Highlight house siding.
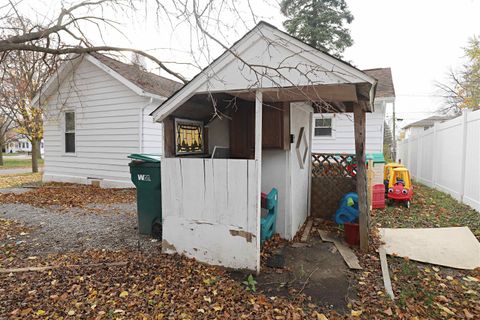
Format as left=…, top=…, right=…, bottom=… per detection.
left=43, top=58, right=153, bottom=188
left=312, top=103, right=386, bottom=154
left=142, top=104, right=164, bottom=155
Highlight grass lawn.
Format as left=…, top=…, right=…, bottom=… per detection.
left=0, top=157, right=44, bottom=169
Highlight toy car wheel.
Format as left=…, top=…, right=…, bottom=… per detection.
left=405, top=201, right=411, bottom=209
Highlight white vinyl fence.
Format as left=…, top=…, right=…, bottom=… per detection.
left=397, top=110, right=480, bottom=212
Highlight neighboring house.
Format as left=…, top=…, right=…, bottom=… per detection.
left=4, top=132, right=44, bottom=155
left=401, top=115, right=457, bottom=139
left=150, top=21, right=377, bottom=272
left=312, top=67, right=395, bottom=154
left=34, top=53, right=182, bottom=188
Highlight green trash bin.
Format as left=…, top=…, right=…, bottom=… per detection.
left=128, top=154, right=162, bottom=237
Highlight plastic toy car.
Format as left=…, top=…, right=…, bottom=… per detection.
left=384, top=162, right=404, bottom=192
left=387, top=167, right=413, bottom=208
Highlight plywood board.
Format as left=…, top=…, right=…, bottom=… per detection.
left=380, top=227, right=480, bottom=270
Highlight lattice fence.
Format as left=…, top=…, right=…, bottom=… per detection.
left=311, top=153, right=357, bottom=219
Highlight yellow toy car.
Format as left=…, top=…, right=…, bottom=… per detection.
left=387, top=167, right=413, bottom=208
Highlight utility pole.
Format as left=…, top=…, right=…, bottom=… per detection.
left=392, top=101, right=396, bottom=161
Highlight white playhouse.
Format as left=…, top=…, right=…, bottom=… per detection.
left=151, top=22, right=377, bottom=272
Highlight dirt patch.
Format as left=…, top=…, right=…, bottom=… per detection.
left=232, top=234, right=354, bottom=314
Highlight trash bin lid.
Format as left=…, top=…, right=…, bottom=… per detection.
left=366, top=153, right=385, bottom=164
left=128, top=154, right=161, bottom=163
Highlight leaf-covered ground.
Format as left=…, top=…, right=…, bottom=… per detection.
left=348, top=183, right=480, bottom=319
left=1, top=218, right=327, bottom=320
left=373, top=183, right=480, bottom=239
left=0, top=172, right=42, bottom=189
left=1, top=183, right=479, bottom=319
left=0, top=183, right=136, bottom=209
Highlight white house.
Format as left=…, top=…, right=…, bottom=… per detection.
left=150, top=21, right=377, bottom=272
left=312, top=68, right=395, bottom=154
left=35, top=53, right=182, bottom=188
left=401, top=115, right=457, bottom=140
left=4, top=132, right=45, bottom=155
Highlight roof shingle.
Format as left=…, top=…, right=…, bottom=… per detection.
left=90, top=53, right=183, bottom=98
left=363, top=68, right=395, bottom=98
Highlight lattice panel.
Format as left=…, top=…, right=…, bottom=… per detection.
left=310, top=153, right=357, bottom=219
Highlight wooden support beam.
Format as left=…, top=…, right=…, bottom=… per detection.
left=354, top=103, right=369, bottom=252
left=254, top=90, right=263, bottom=273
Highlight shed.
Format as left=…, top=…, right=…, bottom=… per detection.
left=151, top=22, right=377, bottom=272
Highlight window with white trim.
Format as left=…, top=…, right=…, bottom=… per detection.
left=65, top=111, right=75, bottom=153
left=314, top=117, right=333, bottom=137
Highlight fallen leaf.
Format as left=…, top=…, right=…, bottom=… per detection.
left=351, top=310, right=362, bottom=317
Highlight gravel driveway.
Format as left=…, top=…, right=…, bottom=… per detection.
left=0, top=202, right=160, bottom=256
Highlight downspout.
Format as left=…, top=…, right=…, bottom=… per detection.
left=139, top=97, right=154, bottom=153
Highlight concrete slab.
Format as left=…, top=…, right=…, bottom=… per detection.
left=380, top=227, right=480, bottom=270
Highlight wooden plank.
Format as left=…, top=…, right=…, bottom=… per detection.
left=318, top=230, right=362, bottom=270
left=379, top=246, right=395, bottom=300
left=213, top=159, right=228, bottom=224
left=228, top=160, right=249, bottom=228
left=354, top=103, right=369, bottom=252
left=246, top=160, right=258, bottom=233
left=300, top=219, right=313, bottom=242
left=181, top=159, right=205, bottom=221
left=203, top=159, right=215, bottom=222
left=162, top=159, right=181, bottom=217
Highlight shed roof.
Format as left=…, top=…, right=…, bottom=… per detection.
left=363, top=68, right=395, bottom=98
left=90, top=53, right=183, bottom=97
left=403, top=115, right=457, bottom=129
left=151, top=21, right=377, bottom=121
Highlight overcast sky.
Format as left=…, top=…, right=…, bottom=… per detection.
left=20, top=0, right=480, bottom=127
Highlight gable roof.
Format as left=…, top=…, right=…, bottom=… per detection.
left=90, top=53, right=183, bottom=97
left=363, top=68, right=395, bottom=98
left=32, top=53, right=183, bottom=106
left=403, top=115, right=457, bottom=129
left=151, top=21, right=377, bottom=121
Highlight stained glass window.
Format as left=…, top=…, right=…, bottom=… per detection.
left=175, top=119, right=204, bottom=155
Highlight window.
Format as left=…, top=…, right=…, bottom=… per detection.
left=65, top=111, right=75, bottom=153
left=175, top=118, right=204, bottom=155
left=314, top=117, right=333, bottom=137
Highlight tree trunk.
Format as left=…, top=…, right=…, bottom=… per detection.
left=35, top=140, right=42, bottom=160
left=31, top=138, right=39, bottom=173
left=0, top=135, right=4, bottom=166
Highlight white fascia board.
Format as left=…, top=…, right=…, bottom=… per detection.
left=85, top=55, right=165, bottom=101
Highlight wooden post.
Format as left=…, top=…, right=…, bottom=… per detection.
left=354, top=103, right=369, bottom=252
left=254, top=90, right=263, bottom=273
